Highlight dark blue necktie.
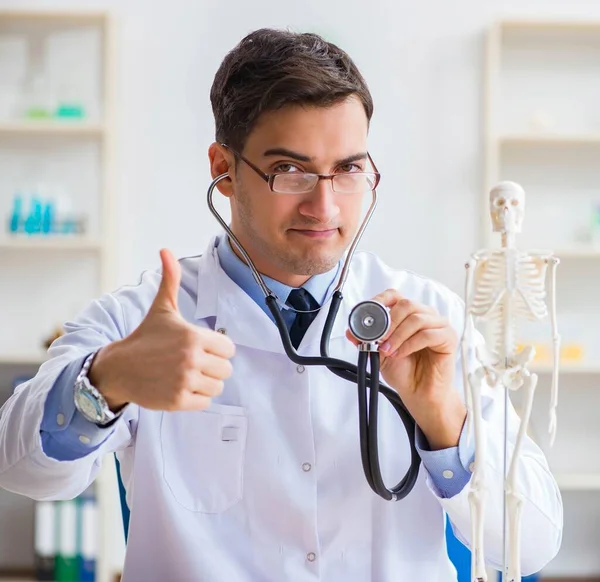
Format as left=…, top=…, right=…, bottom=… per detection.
left=287, top=288, right=320, bottom=349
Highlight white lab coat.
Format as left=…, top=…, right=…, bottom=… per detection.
left=0, top=236, right=562, bottom=581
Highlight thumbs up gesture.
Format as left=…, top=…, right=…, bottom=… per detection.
left=88, top=249, right=236, bottom=412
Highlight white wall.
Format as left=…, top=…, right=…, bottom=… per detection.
left=4, top=0, right=600, bottom=294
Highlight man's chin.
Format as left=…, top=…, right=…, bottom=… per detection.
left=287, top=252, right=341, bottom=277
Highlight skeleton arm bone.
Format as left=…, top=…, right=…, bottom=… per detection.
left=525, top=252, right=561, bottom=444
left=461, top=257, right=478, bottom=445
left=547, top=256, right=561, bottom=446
left=468, top=367, right=489, bottom=582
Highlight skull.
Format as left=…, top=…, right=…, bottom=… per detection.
left=489, top=181, right=525, bottom=234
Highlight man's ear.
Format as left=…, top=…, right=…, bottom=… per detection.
left=208, top=142, right=235, bottom=198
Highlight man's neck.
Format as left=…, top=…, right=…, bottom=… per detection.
left=226, top=235, right=310, bottom=288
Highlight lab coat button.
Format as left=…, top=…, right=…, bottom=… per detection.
left=79, top=435, right=91, bottom=444
left=442, top=470, right=454, bottom=479
left=469, top=462, right=475, bottom=472
left=56, top=413, right=65, bottom=426
left=306, top=552, right=316, bottom=562
left=302, top=462, right=312, bottom=472
left=296, top=364, right=305, bottom=373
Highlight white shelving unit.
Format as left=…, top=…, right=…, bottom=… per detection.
left=0, top=120, right=105, bottom=136
left=0, top=236, right=104, bottom=251
left=484, top=19, right=600, bottom=579
left=0, top=10, right=122, bottom=582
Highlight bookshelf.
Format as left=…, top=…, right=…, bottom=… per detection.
left=484, top=18, right=600, bottom=579
left=0, top=10, right=123, bottom=582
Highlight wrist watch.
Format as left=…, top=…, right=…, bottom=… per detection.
left=74, top=351, right=123, bottom=426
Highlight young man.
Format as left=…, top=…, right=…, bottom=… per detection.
left=0, top=28, right=561, bottom=581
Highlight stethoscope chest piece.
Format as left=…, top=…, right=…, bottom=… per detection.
left=348, top=300, right=390, bottom=350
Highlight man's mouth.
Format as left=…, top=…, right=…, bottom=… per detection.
left=289, top=228, right=338, bottom=238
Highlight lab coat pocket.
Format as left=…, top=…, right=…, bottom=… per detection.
left=160, top=403, right=248, bottom=513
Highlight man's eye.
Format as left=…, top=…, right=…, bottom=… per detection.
left=273, top=163, right=301, bottom=173
left=339, top=163, right=362, bottom=173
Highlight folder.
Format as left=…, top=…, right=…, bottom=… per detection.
left=55, top=500, right=78, bottom=581
left=34, top=500, right=55, bottom=580
left=78, top=488, right=97, bottom=581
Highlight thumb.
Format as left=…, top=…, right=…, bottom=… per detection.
left=150, top=248, right=182, bottom=314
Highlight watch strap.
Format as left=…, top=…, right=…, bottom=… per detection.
left=75, top=350, right=123, bottom=426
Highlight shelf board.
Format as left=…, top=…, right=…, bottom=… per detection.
left=499, top=133, right=600, bottom=145
left=554, top=473, right=600, bottom=491
left=0, top=237, right=103, bottom=252
left=476, top=245, right=600, bottom=259
left=530, top=363, right=600, bottom=374
left=0, top=353, right=46, bottom=366
left=0, top=120, right=105, bottom=136
left=0, top=9, right=108, bottom=23
left=499, top=18, right=600, bottom=31
left=555, top=247, right=600, bottom=258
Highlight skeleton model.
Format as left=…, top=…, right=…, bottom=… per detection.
left=460, top=181, right=560, bottom=582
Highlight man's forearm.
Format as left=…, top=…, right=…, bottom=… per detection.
left=414, top=388, right=467, bottom=451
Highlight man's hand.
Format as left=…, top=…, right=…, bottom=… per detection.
left=346, top=289, right=466, bottom=450
left=89, top=249, right=236, bottom=413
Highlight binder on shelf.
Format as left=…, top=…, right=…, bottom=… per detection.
left=55, top=499, right=79, bottom=581
left=34, top=500, right=56, bottom=581
left=33, top=487, right=99, bottom=581
left=78, top=486, right=98, bottom=581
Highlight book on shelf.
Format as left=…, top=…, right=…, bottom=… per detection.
left=34, top=484, right=98, bottom=581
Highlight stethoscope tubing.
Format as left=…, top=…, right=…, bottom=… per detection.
left=267, top=293, right=420, bottom=501
left=207, top=172, right=422, bottom=501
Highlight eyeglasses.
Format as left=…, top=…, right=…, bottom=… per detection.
left=221, top=143, right=380, bottom=195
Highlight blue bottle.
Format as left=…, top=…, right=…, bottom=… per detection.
left=24, top=197, right=43, bottom=235
left=9, top=194, right=22, bottom=233
left=42, top=200, right=54, bottom=234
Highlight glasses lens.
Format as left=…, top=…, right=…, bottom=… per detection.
left=332, top=173, right=378, bottom=194
left=272, top=173, right=318, bottom=194
left=271, top=172, right=378, bottom=194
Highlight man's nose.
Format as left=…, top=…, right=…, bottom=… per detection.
left=299, top=178, right=340, bottom=223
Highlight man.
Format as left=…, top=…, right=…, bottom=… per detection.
left=0, top=28, right=562, bottom=581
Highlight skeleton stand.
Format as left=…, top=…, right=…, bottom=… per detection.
left=460, top=181, right=560, bottom=582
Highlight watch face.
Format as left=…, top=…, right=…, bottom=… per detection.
left=75, top=388, right=102, bottom=422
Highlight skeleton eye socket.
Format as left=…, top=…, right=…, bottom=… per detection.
left=495, top=198, right=506, bottom=206
left=511, top=199, right=519, bottom=206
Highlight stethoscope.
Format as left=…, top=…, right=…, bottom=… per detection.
left=207, top=173, right=421, bottom=501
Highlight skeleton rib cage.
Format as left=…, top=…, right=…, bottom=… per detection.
left=470, top=249, right=550, bottom=364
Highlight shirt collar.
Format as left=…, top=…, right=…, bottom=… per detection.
left=215, top=232, right=340, bottom=318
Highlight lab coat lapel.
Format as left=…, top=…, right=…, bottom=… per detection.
left=294, top=289, right=352, bottom=354
left=193, top=236, right=354, bottom=354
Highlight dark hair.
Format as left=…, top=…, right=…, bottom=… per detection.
left=210, top=28, right=374, bottom=152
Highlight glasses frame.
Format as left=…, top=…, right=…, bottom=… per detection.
left=221, top=143, right=381, bottom=194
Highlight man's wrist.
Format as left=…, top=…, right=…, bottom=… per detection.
left=88, top=342, right=129, bottom=413
left=415, top=389, right=467, bottom=451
